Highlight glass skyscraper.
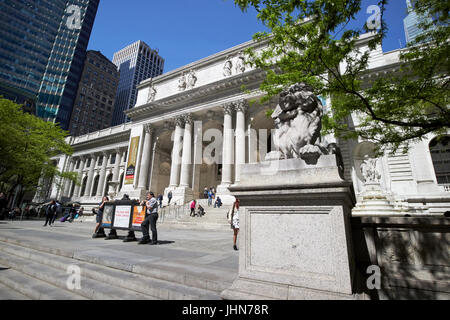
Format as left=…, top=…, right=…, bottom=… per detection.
left=112, top=40, right=164, bottom=126
left=403, top=0, right=435, bottom=45
left=0, top=0, right=100, bottom=130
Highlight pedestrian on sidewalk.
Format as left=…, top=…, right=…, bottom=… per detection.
left=139, top=192, right=158, bottom=245
left=227, top=198, right=240, bottom=251
left=68, top=204, right=77, bottom=222
left=51, top=201, right=62, bottom=224
left=168, top=191, right=172, bottom=204
left=93, top=196, right=108, bottom=237
left=190, top=199, right=196, bottom=217
left=43, top=200, right=56, bottom=227
left=158, top=194, right=163, bottom=208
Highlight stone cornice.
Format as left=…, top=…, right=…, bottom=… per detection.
left=127, top=69, right=266, bottom=121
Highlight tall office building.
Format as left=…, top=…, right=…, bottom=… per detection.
left=0, top=0, right=100, bottom=130
left=403, top=0, right=435, bottom=45
left=68, top=50, right=119, bottom=136
left=111, top=40, right=164, bottom=126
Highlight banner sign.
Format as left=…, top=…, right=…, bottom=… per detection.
left=131, top=205, right=146, bottom=230
left=101, top=204, right=114, bottom=228
left=113, top=205, right=132, bottom=229
left=125, top=136, right=140, bottom=185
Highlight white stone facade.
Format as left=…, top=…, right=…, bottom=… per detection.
left=38, top=34, right=450, bottom=215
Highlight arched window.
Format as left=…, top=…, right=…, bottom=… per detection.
left=104, top=173, right=113, bottom=197
left=91, top=175, right=100, bottom=197
left=80, top=176, right=88, bottom=197
left=429, top=136, right=450, bottom=184
left=119, top=172, right=124, bottom=192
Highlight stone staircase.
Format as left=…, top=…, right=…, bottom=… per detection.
left=0, top=229, right=235, bottom=300
left=159, top=199, right=231, bottom=231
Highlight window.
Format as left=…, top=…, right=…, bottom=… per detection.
left=430, top=136, right=450, bottom=185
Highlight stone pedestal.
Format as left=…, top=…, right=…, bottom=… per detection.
left=352, top=182, right=406, bottom=216
left=221, top=155, right=359, bottom=300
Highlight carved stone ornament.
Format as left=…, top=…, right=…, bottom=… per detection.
left=143, top=123, right=153, bottom=135
left=183, top=113, right=193, bottom=125
left=223, top=56, right=233, bottom=77
left=147, top=82, right=157, bottom=103
left=175, top=115, right=185, bottom=128
left=235, top=99, right=248, bottom=113
left=186, top=69, right=197, bottom=90
left=360, top=157, right=381, bottom=184
left=235, top=52, right=246, bottom=74
left=178, top=72, right=187, bottom=91
left=268, top=83, right=340, bottom=164
left=223, top=103, right=235, bottom=115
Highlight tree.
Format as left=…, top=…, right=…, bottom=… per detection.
left=0, top=97, right=76, bottom=206
left=234, top=0, right=449, bottom=152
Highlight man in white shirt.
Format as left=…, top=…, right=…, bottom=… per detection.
left=139, top=192, right=158, bottom=245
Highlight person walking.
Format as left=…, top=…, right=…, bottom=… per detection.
left=43, top=200, right=56, bottom=227
left=139, top=192, right=158, bottom=245
left=68, top=204, right=77, bottom=223
left=203, top=187, right=208, bottom=199
left=51, top=201, right=62, bottom=224
left=227, top=198, right=240, bottom=251
left=207, top=189, right=213, bottom=207
left=167, top=191, right=172, bottom=205
left=190, top=199, right=196, bottom=217
left=93, top=196, right=108, bottom=237
left=158, top=194, right=163, bottom=208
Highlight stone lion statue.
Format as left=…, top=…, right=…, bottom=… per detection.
left=268, top=83, right=342, bottom=166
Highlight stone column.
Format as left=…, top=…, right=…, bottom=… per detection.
left=112, top=148, right=123, bottom=182
left=85, top=154, right=98, bottom=198
left=63, top=158, right=76, bottom=197
left=74, top=156, right=86, bottom=197
left=248, top=121, right=258, bottom=163
left=235, top=100, right=247, bottom=182
left=138, top=124, right=153, bottom=190
left=169, top=116, right=184, bottom=187
left=179, top=114, right=193, bottom=187
left=97, top=151, right=110, bottom=197
left=221, top=103, right=234, bottom=185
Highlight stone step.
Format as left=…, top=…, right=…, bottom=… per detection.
left=0, top=239, right=229, bottom=299
left=160, top=220, right=231, bottom=231
left=0, top=264, right=87, bottom=300
left=0, top=244, right=220, bottom=300
left=0, top=276, right=31, bottom=300
left=0, top=250, right=156, bottom=300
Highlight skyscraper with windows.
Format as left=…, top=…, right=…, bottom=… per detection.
left=36, top=0, right=100, bottom=130
left=68, top=50, right=119, bottom=136
left=0, top=0, right=100, bottom=130
left=111, top=40, right=164, bottom=126
left=403, top=0, right=435, bottom=45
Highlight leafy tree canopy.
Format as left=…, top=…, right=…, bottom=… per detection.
left=0, top=97, right=75, bottom=202
left=234, top=0, right=449, bottom=152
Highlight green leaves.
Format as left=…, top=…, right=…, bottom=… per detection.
left=0, top=97, right=74, bottom=195
left=234, top=0, right=449, bottom=152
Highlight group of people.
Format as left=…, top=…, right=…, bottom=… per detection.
left=203, top=187, right=222, bottom=208
left=93, top=192, right=159, bottom=245
left=43, top=201, right=84, bottom=227
left=189, top=200, right=205, bottom=217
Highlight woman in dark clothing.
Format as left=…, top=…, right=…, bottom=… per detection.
left=93, top=196, right=108, bottom=237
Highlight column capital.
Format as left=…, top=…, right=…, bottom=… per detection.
left=183, top=113, right=193, bottom=125
left=223, top=103, right=235, bottom=115
left=143, top=123, right=154, bottom=134
left=175, top=115, right=185, bottom=128
left=235, top=99, right=248, bottom=113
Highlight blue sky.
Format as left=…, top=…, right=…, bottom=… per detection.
left=87, top=0, right=410, bottom=73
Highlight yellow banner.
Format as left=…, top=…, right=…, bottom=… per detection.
left=125, top=136, right=140, bottom=185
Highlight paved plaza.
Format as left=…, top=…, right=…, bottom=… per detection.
left=0, top=219, right=239, bottom=300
